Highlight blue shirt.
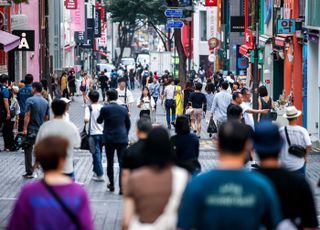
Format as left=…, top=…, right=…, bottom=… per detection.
left=17, top=85, right=33, bottom=115
left=177, top=170, right=282, bottom=230
left=148, top=82, right=160, bottom=98
left=25, top=95, right=49, bottom=132
left=0, top=84, right=10, bottom=113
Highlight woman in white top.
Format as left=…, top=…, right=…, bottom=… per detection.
left=84, top=91, right=104, bottom=182
left=137, top=87, right=155, bottom=119
left=80, top=73, right=91, bottom=106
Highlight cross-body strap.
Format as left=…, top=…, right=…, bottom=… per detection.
left=284, top=126, right=292, bottom=146
left=42, top=180, right=81, bottom=230
left=124, top=85, right=128, bottom=105
left=88, top=105, right=92, bottom=135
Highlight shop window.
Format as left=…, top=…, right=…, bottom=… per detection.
left=306, top=0, right=320, bottom=27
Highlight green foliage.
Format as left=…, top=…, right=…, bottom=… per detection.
left=11, top=0, right=29, bottom=4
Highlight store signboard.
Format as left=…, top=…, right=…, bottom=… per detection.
left=70, top=0, right=85, bottom=32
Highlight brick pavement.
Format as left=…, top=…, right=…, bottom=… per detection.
left=0, top=89, right=319, bottom=229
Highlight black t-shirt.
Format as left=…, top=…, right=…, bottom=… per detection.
left=189, top=92, right=207, bottom=109
left=98, top=75, right=109, bottom=88
left=67, top=75, right=76, bottom=88
left=257, top=167, right=318, bottom=229
left=122, top=140, right=145, bottom=170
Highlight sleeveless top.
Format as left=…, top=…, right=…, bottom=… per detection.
left=260, top=97, right=272, bottom=120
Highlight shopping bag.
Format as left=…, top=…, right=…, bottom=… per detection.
left=207, top=117, right=217, bottom=134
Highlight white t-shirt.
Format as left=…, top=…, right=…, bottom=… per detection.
left=241, top=102, right=254, bottom=130
left=116, top=88, right=134, bottom=105
left=279, top=125, right=311, bottom=171
left=137, top=96, right=155, bottom=111
left=36, top=119, right=81, bottom=174
left=84, top=104, right=103, bottom=135
left=164, top=85, right=176, bottom=100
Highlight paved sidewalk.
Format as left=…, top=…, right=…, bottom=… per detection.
left=0, top=89, right=319, bottom=229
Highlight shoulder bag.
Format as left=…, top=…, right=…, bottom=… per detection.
left=42, top=179, right=81, bottom=230
left=80, top=105, right=93, bottom=150
left=284, top=126, right=306, bottom=158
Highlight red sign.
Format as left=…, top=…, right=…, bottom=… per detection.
left=205, top=0, right=217, bottom=6
left=65, top=0, right=78, bottom=10
left=244, top=29, right=254, bottom=49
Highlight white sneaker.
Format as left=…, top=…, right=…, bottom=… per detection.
left=92, top=175, right=105, bottom=182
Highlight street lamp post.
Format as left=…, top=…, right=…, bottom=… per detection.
left=252, top=0, right=260, bottom=115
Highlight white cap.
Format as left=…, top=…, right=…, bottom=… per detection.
left=60, top=97, right=71, bottom=104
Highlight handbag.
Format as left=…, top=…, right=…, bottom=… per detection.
left=80, top=105, right=92, bottom=150
left=270, top=110, right=278, bottom=121
left=284, top=127, right=306, bottom=158
left=42, top=180, right=81, bottom=230
left=207, top=116, right=217, bottom=134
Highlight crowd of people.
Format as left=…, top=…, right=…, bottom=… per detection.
left=0, top=67, right=319, bottom=230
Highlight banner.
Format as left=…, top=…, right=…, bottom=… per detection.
left=94, top=9, right=101, bottom=37
left=70, top=0, right=85, bottom=32
left=207, top=7, right=218, bottom=40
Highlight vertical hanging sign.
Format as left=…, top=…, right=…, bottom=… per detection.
left=70, top=0, right=85, bottom=32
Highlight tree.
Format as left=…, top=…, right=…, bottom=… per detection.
left=107, top=0, right=143, bottom=65
left=166, top=0, right=187, bottom=86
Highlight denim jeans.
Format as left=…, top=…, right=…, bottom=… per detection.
left=165, top=99, right=176, bottom=126
left=293, top=163, right=306, bottom=176
left=91, top=135, right=104, bottom=177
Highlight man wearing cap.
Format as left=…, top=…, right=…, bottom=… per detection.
left=279, top=106, right=312, bottom=175
left=254, top=122, right=318, bottom=229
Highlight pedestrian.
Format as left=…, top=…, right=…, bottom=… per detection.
left=171, top=115, right=200, bottom=174
left=40, top=79, right=51, bottom=102
left=188, top=82, right=207, bottom=137
left=123, top=128, right=188, bottom=230
left=17, top=74, right=33, bottom=132
left=60, top=97, right=71, bottom=121
left=210, top=81, right=232, bottom=128
left=129, top=69, right=135, bottom=90
left=36, top=99, right=81, bottom=180
left=7, top=136, right=94, bottom=230
left=198, top=66, right=205, bottom=83
left=67, top=69, right=76, bottom=100
left=153, top=71, right=159, bottom=81
left=97, top=89, right=131, bottom=194
left=258, top=85, right=273, bottom=121
left=227, top=104, right=243, bottom=121
left=110, top=69, right=119, bottom=89
left=148, top=77, right=160, bottom=111
left=122, top=118, right=153, bottom=189
left=98, top=70, right=109, bottom=102
left=59, top=72, right=69, bottom=99
left=204, top=82, right=215, bottom=123
left=279, top=106, right=312, bottom=175
left=116, top=77, right=134, bottom=115
left=193, top=74, right=202, bottom=84
left=177, top=121, right=282, bottom=230
left=174, top=79, right=184, bottom=116
left=137, top=86, right=155, bottom=119
left=183, top=81, right=194, bottom=113
left=232, top=81, right=240, bottom=93
left=22, top=82, right=49, bottom=178
left=80, top=73, right=90, bottom=106
left=84, top=91, right=104, bottom=182
left=5, top=86, right=20, bottom=151
left=240, top=87, right=269, bottom=129
left=141, top=67, right=149, bottom=89
left=0, top=74, right=13, bottom=151
left=164, top=78, right=177, bottom=129
left=254, top=122, right=318, bottom=229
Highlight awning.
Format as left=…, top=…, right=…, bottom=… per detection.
left=0, top=30, right=20, bottom=52
left=239, top=44, right=253, bottom=56
left=274, top=34, right=292, bottom=47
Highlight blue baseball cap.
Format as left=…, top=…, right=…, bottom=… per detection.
left=254, top=122, right=284, bottom=155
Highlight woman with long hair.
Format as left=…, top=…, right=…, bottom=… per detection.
left=183, top=81, right=194, bottom=113
left=174, top=79, right=183, bottom=116
left=59, top=72, right=69, bottom=99
left=258, top=85, right=273, bottom=121
left=80, top=73, right=91, bottom=106
left=123, top=128, right=188, bottom=230
left=137, top=86, right=155, bottom=119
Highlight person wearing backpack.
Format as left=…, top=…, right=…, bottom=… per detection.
left=110, top=69, right=119, bottom=89
left=141, top=67, right=149, bottom=89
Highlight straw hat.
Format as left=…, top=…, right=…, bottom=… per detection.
left=283, top=106, right=302, bottom=119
